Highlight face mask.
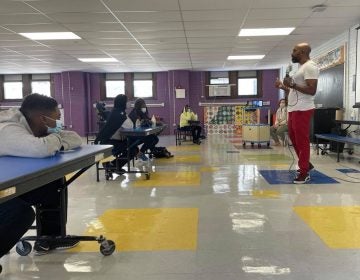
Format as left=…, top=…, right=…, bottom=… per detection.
left=141, top=108, right=146, bottom=113
left=44, top=116, right=63, bottom=134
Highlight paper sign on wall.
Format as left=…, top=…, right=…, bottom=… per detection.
left=175, top=88, right=185, bottom=99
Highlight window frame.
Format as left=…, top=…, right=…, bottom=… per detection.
left=105, top=80, right=126, bottom=99
left=0, top=74, right=54, bottom=102
left=132, top=72, right=156, bottom=100
left=237, top=70, right=262, bottom=98
left=31, top=80, right=52, bottom=97
left=100, top=72, right=157, bottom=101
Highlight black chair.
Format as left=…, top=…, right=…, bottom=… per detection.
left=175, top=125, right=193, bottom=146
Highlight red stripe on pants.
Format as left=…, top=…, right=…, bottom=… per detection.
left=288, top=109, right=314, bottom=175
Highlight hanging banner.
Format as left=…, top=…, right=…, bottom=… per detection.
left=313, top=45, right=345, bottom=71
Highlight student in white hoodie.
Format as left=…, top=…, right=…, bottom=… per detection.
left=0, top=93, right=82, bottom=257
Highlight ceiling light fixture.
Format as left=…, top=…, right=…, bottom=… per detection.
left=227, top=55, right=265, bottom=60
left=239, top=28, right=295, bottom=37
left=78, top=58, right=118, bottom=63
left=19, top=32, right=81, bottom=40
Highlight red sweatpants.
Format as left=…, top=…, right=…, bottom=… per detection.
left=288, top=109, right=314, bottom=175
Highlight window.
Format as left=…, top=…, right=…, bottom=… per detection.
left=210, top=71, right=229, bottom=85
left=31, top=81, right=51, bottom=96
left=105, top=73, right=125, bottom=98
left=238, top=71, right=258, bottom=96
left=3, top=75, right=23, bottom=99
left=4, top=82, right=23, bottom=99
left=31, top=74, right=51, bottom=96
left=133, top=73, right=153, bottom=98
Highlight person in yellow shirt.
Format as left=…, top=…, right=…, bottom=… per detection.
left=179, top=105, right=202, bottom=144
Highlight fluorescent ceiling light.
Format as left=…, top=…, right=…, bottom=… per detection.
left=78, top=58, right=119, bottom=63
left=239, top=28, right=295, bottom=36
left=19, top=32, right=81, bottom=40
left=227, top=55, right=265, bottom=60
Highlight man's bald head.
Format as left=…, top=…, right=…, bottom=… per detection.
left=291, top=42, right=312, bottom=64
left=296, top=43, right=311, bottom=56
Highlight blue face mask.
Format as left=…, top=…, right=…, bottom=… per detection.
left=44, top=116, right=63, bottom=134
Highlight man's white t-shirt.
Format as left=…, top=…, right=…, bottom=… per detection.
left=287, top=60, right=319, bottom=112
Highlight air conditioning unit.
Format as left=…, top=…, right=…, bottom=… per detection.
left=208, top=85, right=231, bottom=97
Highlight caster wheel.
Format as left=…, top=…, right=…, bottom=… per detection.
left=321, top=151, right=326, bottom=155
left=145, top=173, right=150, bottom=180
left=100, top=240, right=116, bottom=256
left=16, top=241, right=32, bottom=256
left=348, top=150, right=354, bottom=155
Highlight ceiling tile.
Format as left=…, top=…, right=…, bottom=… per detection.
left=115, top=11, right=182, bottom=22
left=49, top=12, right=115, bottom=23
left=28, top=0, right=109, bottom=13
left=104, top=0, right=180, bottom=11
left=125, top=22, right=184, bottom=32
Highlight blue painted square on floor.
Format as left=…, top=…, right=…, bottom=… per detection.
left=336, top=168, right=360, bottom=174
left=259, top=170, right=339, bottom=184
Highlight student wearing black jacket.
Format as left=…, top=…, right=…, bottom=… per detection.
left=95, top=94, right=137, bottom=169
left=128, top=98, right=159, bottom=161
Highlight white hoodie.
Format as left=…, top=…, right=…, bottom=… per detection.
left=0, top=108, right=82, bottom=158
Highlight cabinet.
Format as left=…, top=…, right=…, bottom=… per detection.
left=242, top=124, right=270, bottom=147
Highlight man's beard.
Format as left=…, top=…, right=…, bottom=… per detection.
left=292, top=56, right=299, bottom=63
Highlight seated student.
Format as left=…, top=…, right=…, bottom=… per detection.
left=95, top=94, right=137, bottom=169
left=179, top=105, right=202, bottom=145
left=0, top=93, right=82, bottom=256
left=270, top=98, right=288, bottom=146
left=128, top=98, right=159, bottom=161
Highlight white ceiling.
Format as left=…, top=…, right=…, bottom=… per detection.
left=0, top=0, right=359, bottom=73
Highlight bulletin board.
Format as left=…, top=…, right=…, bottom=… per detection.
left=204, top=105, right=256, bottom=135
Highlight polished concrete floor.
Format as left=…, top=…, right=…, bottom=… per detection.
left=2, top=135, right=360, bottom=280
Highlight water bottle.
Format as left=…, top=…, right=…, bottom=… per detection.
left=135, top=118, right=141, bottom=128
left=151, top=115, right=156, bottom=127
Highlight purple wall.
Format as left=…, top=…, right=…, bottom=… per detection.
left=0, top=69, right=280, bottom=136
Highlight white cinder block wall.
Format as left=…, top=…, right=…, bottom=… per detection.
left=312, top=24, right=360, bottom=153
left=312, top=25, right=359, bottom=119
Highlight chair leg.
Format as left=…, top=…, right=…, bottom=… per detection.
left=96, top=162, right=100, bottom=182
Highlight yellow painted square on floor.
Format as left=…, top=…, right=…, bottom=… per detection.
left=294, top=206, right=360, bottom=248
left=69, top=208, right=198, bottom=252
left=132, top=171, right=200, bottom=187
left=252, top=190, right=280, bottom=198
left=155, top=154, right=201, bottom=164
left=167, top=145, right=201, bottom=152
left=199, top=166, right=220, bottom=172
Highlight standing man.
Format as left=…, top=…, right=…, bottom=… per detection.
left=275, top=43, right=319, bottom=184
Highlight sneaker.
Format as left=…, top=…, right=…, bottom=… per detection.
left=34, top=241, right=51, bottom=255
left=50, top=238, right=80, bottom=250
left=138, top=152, right=149, bottom=161
left=293, top=173, right=310, bottom=184
left=297, top=162, right=314, bottom=174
